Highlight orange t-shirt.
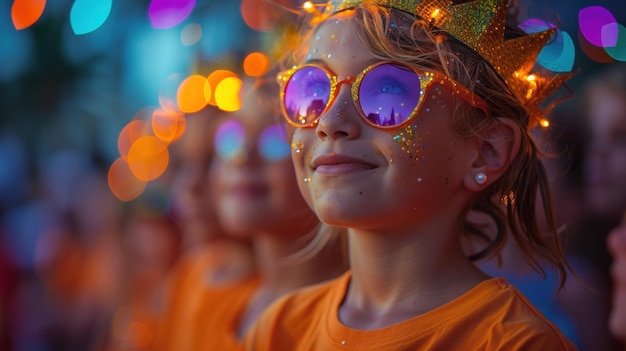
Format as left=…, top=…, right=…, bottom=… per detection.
left=244, top=271, right=578, bottom=350
left=152, top=248, right=260, bottom=351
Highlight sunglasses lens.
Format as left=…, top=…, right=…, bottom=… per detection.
left=359, top=64, right=423, bottom=127
left=283, top=66, right=331, bottom=126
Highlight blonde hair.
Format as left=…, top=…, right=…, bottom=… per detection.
left=289, top=5, right=571, bottom=288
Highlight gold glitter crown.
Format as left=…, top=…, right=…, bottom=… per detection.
left=316, top=0, right=573, bottom=126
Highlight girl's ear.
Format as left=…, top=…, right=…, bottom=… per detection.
left=463, top=117, right=521, bottom=192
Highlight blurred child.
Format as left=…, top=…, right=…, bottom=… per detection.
left=166, top=107, right=255, bottom=289
left=152, top=72, right=348, bottom=350
left=105, top=196, right=182, bottom=351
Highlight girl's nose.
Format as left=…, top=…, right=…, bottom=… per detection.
left=315, top=85, right=361, bottom=140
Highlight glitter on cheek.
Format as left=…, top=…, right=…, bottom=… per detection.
left=292, top=141, right=304, bottom=154
left=391, top=124, right=425, bottom=163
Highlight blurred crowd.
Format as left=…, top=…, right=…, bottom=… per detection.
left=0, top=135, right=180, bottom=350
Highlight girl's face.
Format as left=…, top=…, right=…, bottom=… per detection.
left=290, top=13, right=474, bottom=231
left=211, top=85, right=318, bottom=238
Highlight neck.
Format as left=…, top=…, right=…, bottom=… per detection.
left=342, top=225, right=489, bottom=329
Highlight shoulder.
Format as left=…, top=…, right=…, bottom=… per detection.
left=470, top=279, right=579, bottom=350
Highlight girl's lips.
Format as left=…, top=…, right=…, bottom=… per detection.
left=311, top=154, right=377, bottom=175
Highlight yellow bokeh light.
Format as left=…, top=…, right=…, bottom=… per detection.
left=207, top=69, right=238, bottom=106
left=215, top=77, right=243, bottom=112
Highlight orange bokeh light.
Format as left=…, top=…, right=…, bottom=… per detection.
left=118, top=119, right=151, bottom=161
left=11, top=0, right=46, bottom=30
left=240, top=0, right=291, bottom=32
left=127, top=136, right=169, bottom=181
left=108, top=158, right=147, bottom=202
left=152, top=108, right=186, bottom=143
left=176, top=74, right=210, bottom=113
left=243, top=52, right=270, bottom=77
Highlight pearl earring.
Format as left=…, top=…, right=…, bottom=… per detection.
left=475, top=172, right=487, bottom=185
